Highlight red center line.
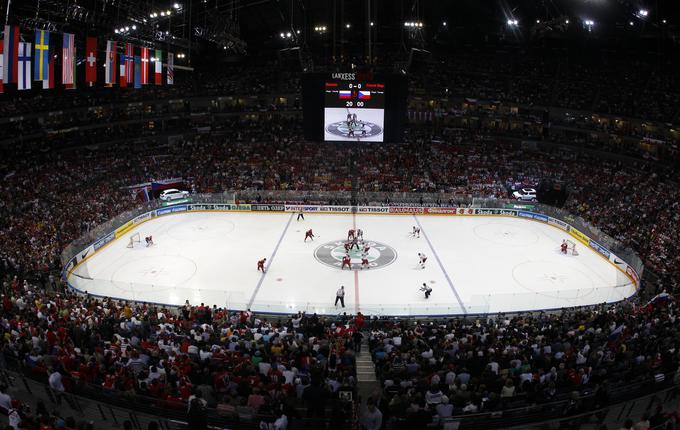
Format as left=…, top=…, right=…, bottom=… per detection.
left=353, top=212, right=360, bottom=314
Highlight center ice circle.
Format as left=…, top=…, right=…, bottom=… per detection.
left=314, top=240, right=397, bottom=270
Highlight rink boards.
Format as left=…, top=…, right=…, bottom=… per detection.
left=64, top=204, right=640, bottom=316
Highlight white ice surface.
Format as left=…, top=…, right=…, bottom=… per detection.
left=68, top=212, right=636, bottom=316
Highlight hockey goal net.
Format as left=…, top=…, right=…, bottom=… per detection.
left=127, top=232, right=141, bottom=248
left=564, top=239, right=579, bottom=256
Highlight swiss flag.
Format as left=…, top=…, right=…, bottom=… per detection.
left=85, top=37, right=97, bottom=85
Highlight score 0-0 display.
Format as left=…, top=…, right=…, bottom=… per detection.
left=324, top=81, right=385, bottom=142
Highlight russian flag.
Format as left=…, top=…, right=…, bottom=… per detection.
left=338, top=90, right=352, bottom=99
left=358, top=91, right=371, bottom=100
left=3, top=25, right=19, bottom=84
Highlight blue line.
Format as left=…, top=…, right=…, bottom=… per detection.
left=413, top=215, right=467, bottom=315
left=247, top=213, right=295, bottom=309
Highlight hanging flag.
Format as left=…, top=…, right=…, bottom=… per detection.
left=167, top=52, right=174, bottom=85
left=3, top=25, right=19, bottom=84
left=0, top=42, right=4, bottom=93
left=133, top=55, right=141, bottom=89
left=141, top=47, right=149, bottom=84
left=119, top=53, right=127, bottom=87
left=62, top=33, right=75, bottom=85
left=34, top=30, right=49, bottom=81
left=154, top=49, right=162, bottom=85
left=85, top=36, right=97, bottom=85
left=105, top=40, right=116, bottom=85
left=65, top=44, right=76, bottom=90
left=44, top=53, right=54, bottom=89
left=17, top=42, right=31, bottom=90
left=125, top=43, right=134, bottom=83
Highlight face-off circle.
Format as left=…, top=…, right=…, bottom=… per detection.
left=325, top=121, right=383, bottom=139
left=314, top=240, right=397, bottom=270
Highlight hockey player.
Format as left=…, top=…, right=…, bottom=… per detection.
left=304, top=229, right=315, bottom=242
left=361, top=253, right=370, bottom=269
left=418, top=253, right=427, bottom=269
left=297, top=211, right=304, bottom=221
left=356, top=228, right=364, bottom=241
left=344, top=241, right=351, bottom=252
left=363, top=243, right=371, bottom=254
left=145, top=235, right=154, bottom=247
left=257, top=258, right=267, bottom=273
left=347, top=229, right=355, bottom=241
left=560, top=240, right=568, bottom=254
left=341, top=254, right=352, bottom=270
left=411, top=226, right=421, bottom=238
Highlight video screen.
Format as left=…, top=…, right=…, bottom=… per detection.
left=324, top=82, right=385, bottom=142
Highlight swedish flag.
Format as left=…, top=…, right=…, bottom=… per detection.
left=34, top=30, right=50, bottom=81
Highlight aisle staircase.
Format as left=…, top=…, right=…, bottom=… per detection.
left=355, top=334, right=379, bottom=419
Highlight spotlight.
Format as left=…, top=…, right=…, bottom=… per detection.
left=536, top=19, right=540, bottom=24
left=173, top=3, right=180, bottom=9
left=166, top=10, right=171, bottom=15
left=160, top=11, right=165, bottom=16
left=114, top=29, right=119, bottom=33
left=131, top=25, right=136, bottom=30
left=638, top=9, right=648, bottom=17
left=629, top=21, right=634, bottom=26
left=150, top=13, right=154, bottom=18
left=370, top=21, right=374, bottom=27
left=280, top=32, right=285, bottom=38
left=662, top=19, right=667, bottom=24
left=125, top=26, right=129, bottom=31
left=565, top=19, right=569, bottom=24
left=345, top=23, right=351, bottom=28
left=507, top=19, right=519, bottom=27
left=442, top=21, right=447, bottom=26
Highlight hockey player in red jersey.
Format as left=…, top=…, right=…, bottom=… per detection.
left=560, top=240, right=568, bottom=254
left=344, top=241, right=351, bottom=252
left=257, top=258, right=267, bottom=272
left=347, top=229, right=355, bottom=241
left=341, top=254, right=352, bottom=270
left=304, top=229, right=315, bottom=242
left=363, top=243, right=371, bottom=254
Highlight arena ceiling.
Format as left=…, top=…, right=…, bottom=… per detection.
left=3, top=0, right=679, bottom=58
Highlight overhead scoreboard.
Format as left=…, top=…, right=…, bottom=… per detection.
left=302, top=72, right=408, bottom=143
left=324, top=80, right=385, bottom=142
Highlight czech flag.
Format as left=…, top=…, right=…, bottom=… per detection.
left=358, top=91, right=371, bottom=100
left=338, top=90, right=352, bottom=99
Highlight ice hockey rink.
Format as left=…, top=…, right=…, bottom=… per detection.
left=67, top=211, right=637, bottom=316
